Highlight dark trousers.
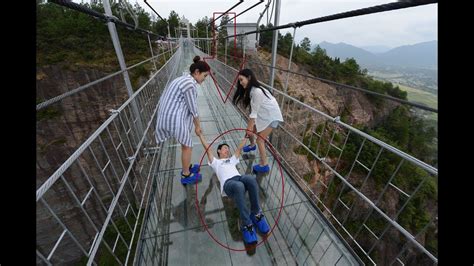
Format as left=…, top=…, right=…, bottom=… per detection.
left=223, top=175, right=261, bottom=226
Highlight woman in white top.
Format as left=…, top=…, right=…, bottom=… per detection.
left=233, top=69, right=284, bottom=173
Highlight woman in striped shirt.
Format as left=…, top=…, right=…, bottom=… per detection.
left=233, top=69, right=284, bottom=174
left=155, top=56, right=210, bottom=184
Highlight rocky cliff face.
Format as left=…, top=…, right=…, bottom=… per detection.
left=248, top=50, right=399, bottom=127
left=245, top=50, right=402, bottom=196
left=242, top=50, right=401, bottom=185
left=247, top=50, right=414, bottom=263
left=36, top=64, right=147, bottom=264
left=37, top=64, right=140, bottom=186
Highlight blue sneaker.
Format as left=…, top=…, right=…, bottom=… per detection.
left=242, top=224, right=258, bottom=245
left=251, top=212, right=270, bottom=235
left=253, top=164, right=270, bottom=173
left=180, top=172, right=202, bottom=185
left=189, top=164, right=200, bottom=174
left=243, top=144, right=257, bottom=152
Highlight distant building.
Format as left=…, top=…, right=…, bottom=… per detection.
left=224, top=23, right=259, bottom=52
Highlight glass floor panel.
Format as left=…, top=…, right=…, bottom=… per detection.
left=136, top=48, right=361, bottom=265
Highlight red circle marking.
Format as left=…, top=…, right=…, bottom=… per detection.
left=195, top=128, right=285, bottom=251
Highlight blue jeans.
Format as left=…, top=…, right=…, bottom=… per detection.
left=223, top=175, right=261, bottom=227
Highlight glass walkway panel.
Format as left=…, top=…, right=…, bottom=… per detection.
left=135, top=44, right=361, bottom=265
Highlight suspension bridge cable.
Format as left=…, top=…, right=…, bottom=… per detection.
left=119, top=0, right=138, bottom=29
left=36, top=50, right=173, bottom=111
left=226, top=0, right=437, bottom=39
left=143, top=0, right=165, bottom=21
left=208, top=0, right=244, bottom=26
left=234, top=0, right=264, bottom=21
left=267, top=0, right=275, bottom=25
left=49, top=0, right=162, bottom=38
left=212, top=51, right=437, bottom=113
left=214, top=0, right=265, bottom=31
left=256, top=0, right=272, bottom=41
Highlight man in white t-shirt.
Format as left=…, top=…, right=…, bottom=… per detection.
left=197, top=133, right=270, bottom=245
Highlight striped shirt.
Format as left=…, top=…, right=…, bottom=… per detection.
left=155, top=73, right=199, bottom=147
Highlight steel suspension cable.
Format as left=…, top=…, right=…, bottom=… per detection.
left=143, top=0, right=165, bottom=20
left=214, top=0, right=265, bottom=31
left=208, top=0, right=244, bottom=27
left=36, top=50, right=173, bottom=110
left=267, top=0, right=275, bottom=25
left=226, top=0, right=437, bottom=39
left=49, top=0, right=161, bottom=38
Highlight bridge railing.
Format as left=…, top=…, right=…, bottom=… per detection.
left=196, top=44, right=438, bottom=265
left=36, top=45, right=182, bottom=265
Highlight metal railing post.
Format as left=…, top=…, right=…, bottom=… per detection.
left=147, top=34, right=157, bottom=71
left=269, top=0, right=281, bottom=89
left=225, top=39, right=228, bottom=65
left=284, top=26, right=296, bottom=94
left=206, top=25, right=210, bottom=55
left=103, top=0, right=145, bottom=136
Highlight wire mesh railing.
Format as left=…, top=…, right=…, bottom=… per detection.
left=36, top=48, right=176, bottom=111
left=36, top=45, right=182, bottom=265
left=197, top=43, right=438, bottom=265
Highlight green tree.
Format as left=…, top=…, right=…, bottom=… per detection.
left=386, top=84, right=408, bottom=99
left=258, top=24, right=273, bottom=50
left=278, top=32, right=293, bottom=55
left=339, top=58, right=361, bottom=85
left=218, top=15, right=229, bottom=47
left=37, top=2, right=155, bottom=67
left=168, top=11, right=180, bottom=37
left=407, top=117, right=437, bottom=164
left=154, top=18, right=168, bottom=37
left=294, top=43, right=311, bottom=64
left=309, top=45, right=332, bottom=77
left=300, top=37, right=311, bottom=52
left=132, top=2, right=152, bottom=30
left=195, top=16, right=209, bottom=38
left=380, top=106, right=410, bottom=147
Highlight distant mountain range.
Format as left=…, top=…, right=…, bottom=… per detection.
left=359, top=45, right=392, bottom=54
left=313, top=40, right=437, bottom=69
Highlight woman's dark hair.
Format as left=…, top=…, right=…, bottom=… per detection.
left=217, top=143, right=229, bottom=158
left=189, top=56, right=210, bottom=74
left=232, top=68, right=271, bottom=109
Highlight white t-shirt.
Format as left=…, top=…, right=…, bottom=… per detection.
left=208, top=155, right=240, bottom=196
left=250, top=86, right=284, bottom=132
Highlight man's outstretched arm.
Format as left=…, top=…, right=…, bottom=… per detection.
left=234, top=136, right=248, bottom=159
left=198, top=133, right=214, bottom=163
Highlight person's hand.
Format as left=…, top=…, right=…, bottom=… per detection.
left=245, top=127, right=254, bottom=138
left=195, top=125, right=202, bottom=136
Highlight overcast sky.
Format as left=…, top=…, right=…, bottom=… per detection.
left=109, top=0, right=437, bottom=48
